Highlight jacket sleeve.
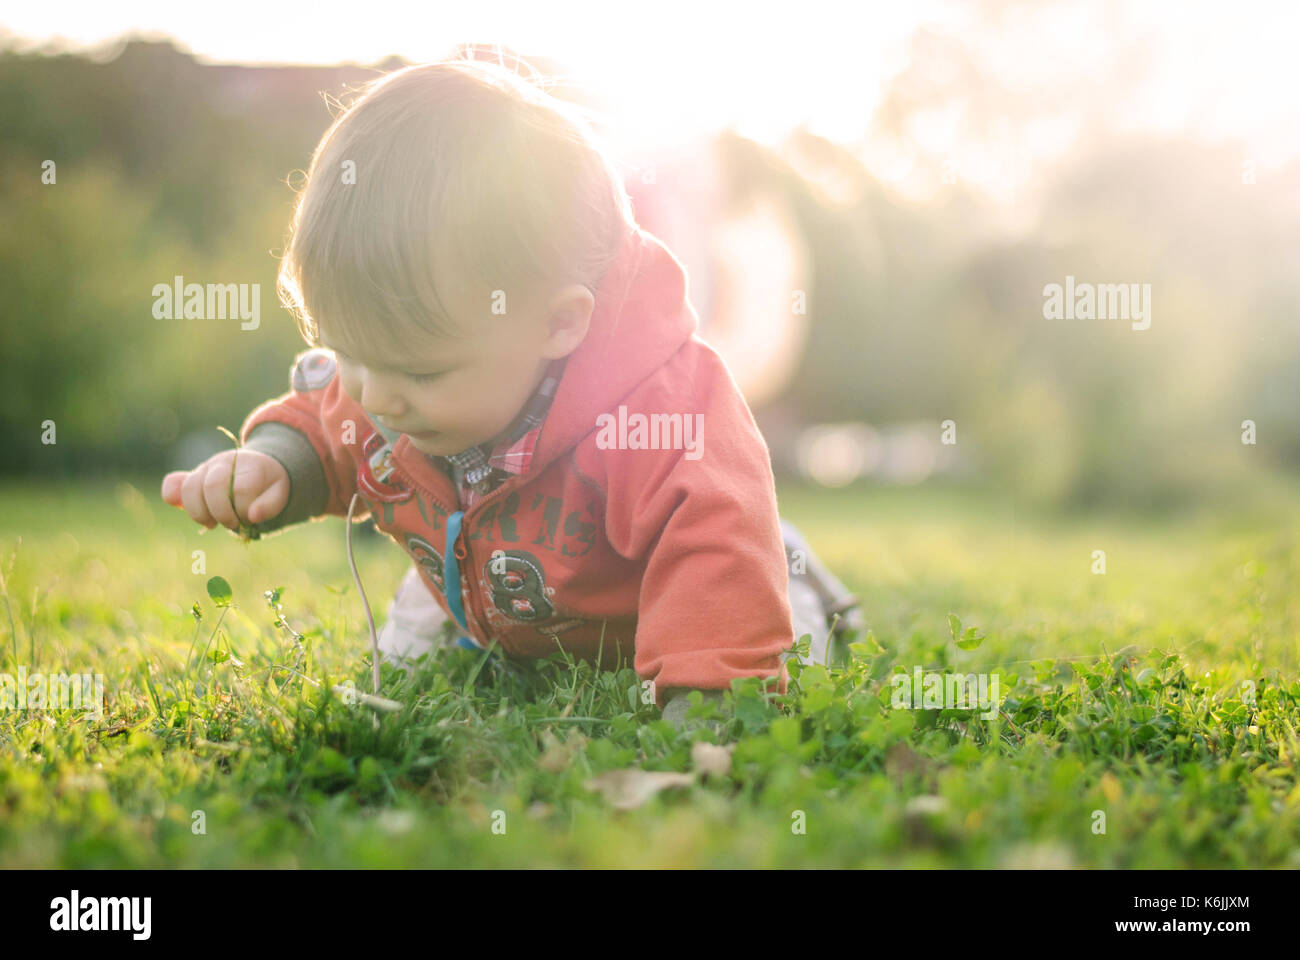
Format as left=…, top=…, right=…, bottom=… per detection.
left=587, top=349, right=793, bottom=709
left=237, top=348, right=362, bottom=532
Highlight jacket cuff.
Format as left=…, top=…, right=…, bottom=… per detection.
left=243, top=421, right=331, bottom=532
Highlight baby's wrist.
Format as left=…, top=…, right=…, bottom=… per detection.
left=243, top=422, right=328, bottom=531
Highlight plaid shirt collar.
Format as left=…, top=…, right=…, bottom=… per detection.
left=437, top=360, right=565, bottom=499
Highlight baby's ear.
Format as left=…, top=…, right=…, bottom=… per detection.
left=539, top=284, right=595, bottom=359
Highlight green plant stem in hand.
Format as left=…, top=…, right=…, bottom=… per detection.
left=216, top=425, right=261, bottom=541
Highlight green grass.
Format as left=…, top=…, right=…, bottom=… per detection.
left=0, top=477, right=1298, bottom=867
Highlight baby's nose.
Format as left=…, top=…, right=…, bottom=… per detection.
left=358, top=369, right=408, bottom=418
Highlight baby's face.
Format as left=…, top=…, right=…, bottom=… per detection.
left=320, top=272, right=590, bottom=458
left=324, top=318, right=551, bottom=458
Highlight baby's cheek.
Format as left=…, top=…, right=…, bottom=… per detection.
left=484, top=393, right=520, bottom=431
left=337, top=367, right=363, bottom=404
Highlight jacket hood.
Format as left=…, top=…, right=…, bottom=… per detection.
left=529, top=225, right=699, bottom=474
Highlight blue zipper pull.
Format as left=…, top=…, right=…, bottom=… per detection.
left=443, top=509, right=492, bottom=653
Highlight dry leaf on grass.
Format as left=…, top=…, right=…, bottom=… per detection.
left=903, top=794, right=948, bottom=818
left=584, top=769, right=695, bottom=810
left=584, top=742, right=734, bottom=809
left=691, top=741, right=735, bottom=778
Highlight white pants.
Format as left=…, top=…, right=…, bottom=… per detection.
left=377, top=563, right=832, bottom=669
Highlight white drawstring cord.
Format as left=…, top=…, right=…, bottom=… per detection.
left=346, top=493, right=384, bottom=721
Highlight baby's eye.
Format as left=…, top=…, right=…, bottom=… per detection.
left=408, top=370, right=446, bottom=384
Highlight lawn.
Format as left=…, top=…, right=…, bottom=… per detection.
left=0, top=478, right=1297, bottom=867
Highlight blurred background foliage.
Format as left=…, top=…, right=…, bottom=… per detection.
left=1, top=33, right=1297, bottom=511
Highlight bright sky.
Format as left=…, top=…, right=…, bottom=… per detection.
left=1, top=0, right=937, bottom=148
left=5, top=0, right=1299, bottom=163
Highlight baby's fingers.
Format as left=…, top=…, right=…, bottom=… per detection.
left=161, top=471, right=187, bottom=507
left=246, top=470, right=289, bottom=525
left=180, top=465, right=218, bottom=529
left=202, top=455, right=244, bottom=530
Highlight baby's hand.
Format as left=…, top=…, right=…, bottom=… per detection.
left=161, top=449, right=289, bottom=532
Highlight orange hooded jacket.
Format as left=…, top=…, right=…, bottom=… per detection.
left=239, top=225, right=793, bottom=707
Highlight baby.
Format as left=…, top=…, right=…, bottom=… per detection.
left=159, top=57, right=861, bottom=729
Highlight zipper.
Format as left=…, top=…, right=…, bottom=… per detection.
left=454, top=477, right=525, bottom=653
left=387, top=433, right=526, bottom=653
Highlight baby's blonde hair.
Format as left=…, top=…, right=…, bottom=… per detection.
left=278, top=51, right=635, bottom=349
